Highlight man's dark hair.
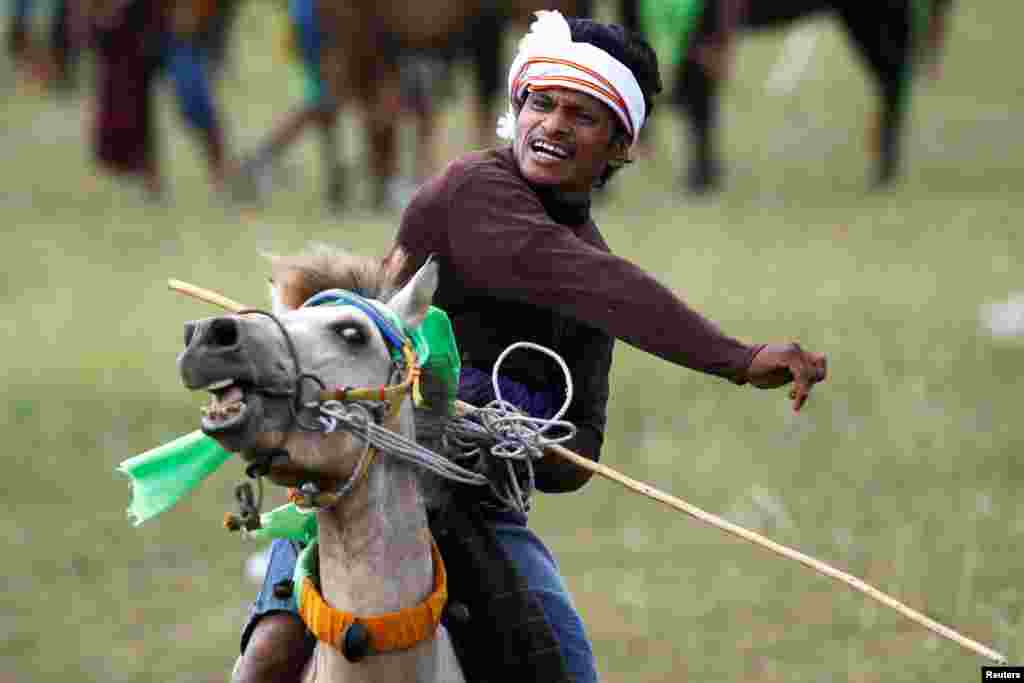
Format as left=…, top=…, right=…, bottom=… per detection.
left=567, top=18, right=663, bottom=123
left=569, top=18, right=662, bottom=187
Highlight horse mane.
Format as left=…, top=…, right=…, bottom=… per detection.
left=264, top=242, right=401, bottom=308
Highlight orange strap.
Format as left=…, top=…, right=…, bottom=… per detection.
left=298, top=540, right=448, bottom=654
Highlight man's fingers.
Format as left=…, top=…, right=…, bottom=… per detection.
left=752, top=345, right=827, bottom=410
left=789, top=350, right=825, bottom=412
left=791, top=367, right=812, bottom=412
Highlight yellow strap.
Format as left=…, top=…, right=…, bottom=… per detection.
left=298, top=539, right=448, bottom=655
left=318, top=342, right=423, bottom=411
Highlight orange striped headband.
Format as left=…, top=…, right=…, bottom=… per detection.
left=497, top=11, right=646, bottom=146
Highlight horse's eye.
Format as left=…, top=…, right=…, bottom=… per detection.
left=334, top=323, right=367, bottom=345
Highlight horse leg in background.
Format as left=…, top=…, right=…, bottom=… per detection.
left=836, top=1, right=913, bottom=189
left=6, top=0, right=30, bottom=59
left=48, top=0, right=77, bottom=90
left=240, top=0, right=350, bottom=210
left=166, top=33, right=234, bottom=194
left=234, top=101, right=340, bottom=202
left=465, top=9, right=505, bottom=151
left=319, top=109, right=345, bottom=210
left=198, top=0, right=241, bottom=80
left=363, top=60, right=402, bottom=210
left=367, top=95, right=400, bottom=210
left=674, top=49, right=723, bottom=195
left=666, top=0, right=730, bottom=196
left=399, top=53, right=445, bottom=185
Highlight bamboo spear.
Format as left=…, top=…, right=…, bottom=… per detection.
left=168, top=277, right=1009, bottom=664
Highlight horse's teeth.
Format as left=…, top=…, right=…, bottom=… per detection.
left=203, top=378, right=235, bottom=391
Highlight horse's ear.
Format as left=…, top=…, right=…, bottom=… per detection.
left=263, top=249, right=298, bottom=315
left=268, top=279, right=294, bottom=315
left=390, top=258, right=439, bottom=330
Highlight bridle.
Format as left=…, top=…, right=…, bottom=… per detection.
left=234, top=308, right=333, bottom=435
left=290, top=339, right=422, bottom=510
left=225, top=296, right=424, bottom=527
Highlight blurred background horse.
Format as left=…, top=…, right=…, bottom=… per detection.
left=275, top=0, right=594, bottom=210
left=632, top=0, right=955, bottom=194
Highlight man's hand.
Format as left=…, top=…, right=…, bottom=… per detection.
left=746, top=342, right=827, bottom=413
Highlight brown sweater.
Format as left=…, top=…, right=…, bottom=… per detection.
left=393, top=147, right=759, bottom=481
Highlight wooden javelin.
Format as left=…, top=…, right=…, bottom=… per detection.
left=168, top=277, right=1008, bottom=664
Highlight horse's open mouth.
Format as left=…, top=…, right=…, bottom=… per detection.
left=200, top=378, right=251, bottom=434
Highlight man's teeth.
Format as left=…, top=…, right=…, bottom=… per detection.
left=532, top=140, right=569, bottom=159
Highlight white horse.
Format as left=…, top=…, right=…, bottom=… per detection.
left=177, top=250, right=465, bottom=683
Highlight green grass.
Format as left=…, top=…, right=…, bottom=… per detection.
left=3, top=2, right=1023, bottom=681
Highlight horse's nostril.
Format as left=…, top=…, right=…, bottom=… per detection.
left=208, top=317, right=240, bottom=348
left=184, top=321, right=197, bottom=348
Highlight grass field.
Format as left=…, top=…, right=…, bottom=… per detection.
left=2, top=2, right=1022, bottom=681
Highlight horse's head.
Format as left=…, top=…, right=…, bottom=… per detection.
left=176, top=254, right=438, bottom=488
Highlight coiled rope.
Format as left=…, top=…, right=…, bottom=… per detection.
left=317, top=341, right=577, bottom=513
left=441, top=342, right=577, bottom=513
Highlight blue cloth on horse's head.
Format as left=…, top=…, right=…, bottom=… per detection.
left=301, top=288, right=407, bottom=354
left=459, top=367, right=562, bottom=420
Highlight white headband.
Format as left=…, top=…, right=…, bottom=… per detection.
left=497, top=10, right=646, bottom=147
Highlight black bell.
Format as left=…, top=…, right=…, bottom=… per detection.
left=342, top=621, right=371, bottom=662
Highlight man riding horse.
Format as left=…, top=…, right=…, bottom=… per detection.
left=235, top=12, right=827, bottom=683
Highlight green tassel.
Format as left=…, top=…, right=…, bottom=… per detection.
left=641, top=0, right=705, bottom=67
left=250, top=503, right=320, bottom=545
left=117, top=430, right=232, bottom=526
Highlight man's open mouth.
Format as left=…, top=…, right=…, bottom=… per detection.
left=200, top=378, right=251, bottom=433
left=530, top=138, right=572, bottom=160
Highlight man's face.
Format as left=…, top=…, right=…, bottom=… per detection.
left=513, top=87, right=622, bottom=193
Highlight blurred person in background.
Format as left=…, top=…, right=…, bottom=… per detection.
left=73, top=0, right=166, bottom=199
left=73, top=0, right=235, bottom=201
left=234, top=11, right=826, bottom=683
left=7, top=0, right=79, bottom=91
